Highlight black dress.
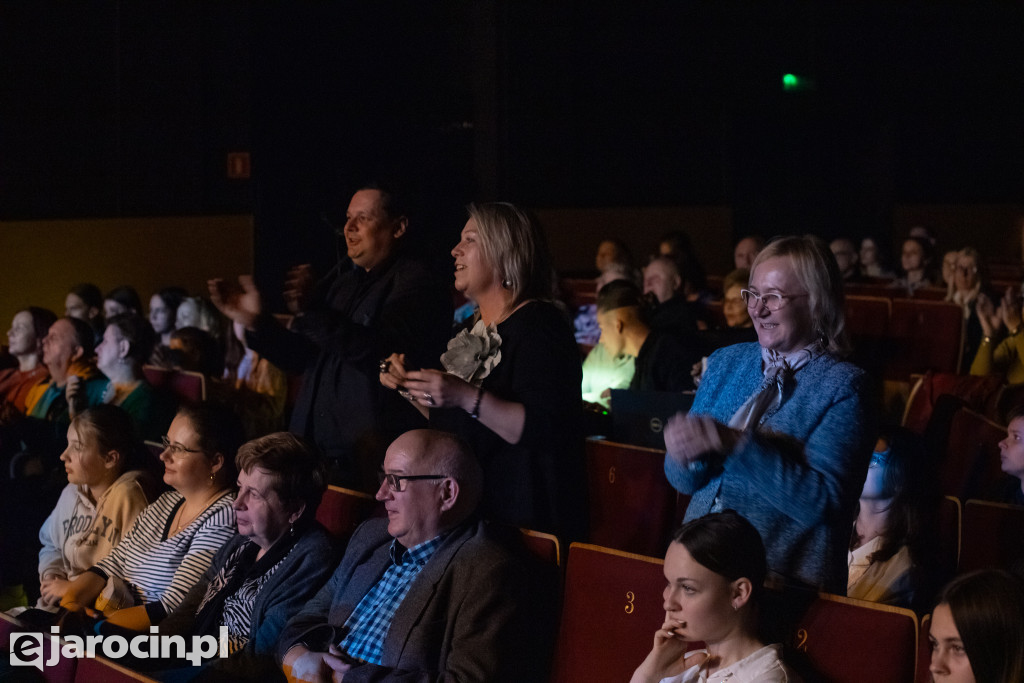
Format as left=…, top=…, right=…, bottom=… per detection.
left=431, top=301, right=586, bottom=542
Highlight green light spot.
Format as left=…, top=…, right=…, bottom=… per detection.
left=782, top=73, right=799, bottom=89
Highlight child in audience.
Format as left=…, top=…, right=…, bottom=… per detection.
left=631, top=510, right=794, bottom=683
left=928, top=569, right=1024, bottom=683
left=31, top=406, right=156, bottom=612
left=992, top=405, right=1024, bottom=505
left=848, top=427, right=941, bottom=612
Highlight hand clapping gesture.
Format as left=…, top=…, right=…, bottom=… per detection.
left=208, top=275, right=262, bottom=331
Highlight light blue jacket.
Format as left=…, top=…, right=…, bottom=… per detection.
left=665, top=342, right=876, bottom=594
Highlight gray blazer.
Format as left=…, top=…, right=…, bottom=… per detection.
left=277, top=517, right=556, bottom=682
left=665, top=342, right=876, bottom=594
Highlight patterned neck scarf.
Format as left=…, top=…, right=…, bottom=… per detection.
left=728, top=341, right=824, bottom=431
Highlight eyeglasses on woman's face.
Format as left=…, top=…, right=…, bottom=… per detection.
left=739, top=289, right=807, bottom=312
left=160, top=435, right=204, bottom=459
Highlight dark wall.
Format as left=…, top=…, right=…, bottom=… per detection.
left=2, top=2, right=1023, bottom=289
left=0, top=2, right=253, bottom=218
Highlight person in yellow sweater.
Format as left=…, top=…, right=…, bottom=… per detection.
left=970, top=284, right=1024, bottom=383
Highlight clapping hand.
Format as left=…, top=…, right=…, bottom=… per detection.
left=663, top=413, right=737, bottom=467
left=208, top=275, right=262, bottom=330
left=284, top=264, right=315, bottom=314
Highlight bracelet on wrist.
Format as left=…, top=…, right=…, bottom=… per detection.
left=469, top=386, right=484, bottom=420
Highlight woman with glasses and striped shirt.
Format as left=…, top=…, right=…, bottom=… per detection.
left=60, top=404, right=242, bottom=632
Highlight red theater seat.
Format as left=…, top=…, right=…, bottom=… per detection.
left=887, top=300, right=964, bottom=379
left=315, top=485, right=380, bottom=543
left=142, top=365, right=206, bottom=404
left=585, top=438, right=676, bottom=556
left=959, top=498, right=1024, bottom=573
left=521, top=528, right=561, bottom=567
left=552, top=543, right=699, bottom=683
left=789, top=592, right=919, bottom=683
left=940, top=407, right=1006, bottom=500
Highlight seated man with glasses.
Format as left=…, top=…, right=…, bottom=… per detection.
left=278, top=428, right=556, bottom=683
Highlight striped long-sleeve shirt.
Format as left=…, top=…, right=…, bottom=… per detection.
left=92, top=490, right=237, bottom=623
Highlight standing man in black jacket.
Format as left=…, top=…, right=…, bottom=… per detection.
left=210, top=184, right=452, bottom=489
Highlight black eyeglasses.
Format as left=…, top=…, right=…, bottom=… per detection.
left=160, top=436, right=204, bottom=458
left=377, top=470, right=447, bottom=492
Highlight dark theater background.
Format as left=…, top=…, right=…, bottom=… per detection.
left=1, top=1, right=1022, bottom=317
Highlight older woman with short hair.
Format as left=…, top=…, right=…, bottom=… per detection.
left=381, top=202, right=585, bottom=540
left=154, top=432, right=337, bottom=674
left=663, top=235, right=876, bottom=594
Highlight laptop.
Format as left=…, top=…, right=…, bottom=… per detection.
left=609, top=389, right=696, bottom=449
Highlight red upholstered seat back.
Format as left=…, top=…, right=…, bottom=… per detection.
left=960, top=498, right=1024, bottom=573
left=585, top=438, right=676, bottom=556
left=314, top=485, right=381, bottom=543
left=552, top=543, right=702, bottom=683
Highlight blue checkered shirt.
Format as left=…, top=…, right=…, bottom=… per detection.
left=339, top=535, right=444, bottom=665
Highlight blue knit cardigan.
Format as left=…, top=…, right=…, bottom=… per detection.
left=665, top=342, right=876, bottom=594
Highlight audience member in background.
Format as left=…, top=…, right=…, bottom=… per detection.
left=27, top=406, right=157, bottom=615
left=19, top=318, right=107, bottom=465
left=64, top=283, right=104, bottom=343
left=167, top=326, right=225, bottom=380
left=60, top=405, right=242, bottom=631
left=599, top=280, right=698, bottom=393
left=663, top=235, right=875, bottom=594
left=103, top=285, right=143, bottom=319
left=380, top=202, right=585, bottom=541
left=990, top=404, right=1024, bottom=505
left=928, top=569, right=1024, bottom=683
left=947, top=247, right=994, bottom=373
left=278, top=429, right=555, bottom=683
left=970, top=283, right=1024, bottom=383
left=630, top=510, right=794, bottom=683
left=223, top=321, right=288, bottom=438
left=581, top=270, right=640, bottom=408
left=909, top=224, right=937, bottom=247
left=156, top=432, right=337, bottom=677
left=733, top=235, right=764, bottom=271
left=0, top=307, right=56, bottom=417
left=658, top=231, right=710, bottom=306
left=149, top=286, right=188, bottom=349
left=574, top=262, right=636, bottom=346
left=829, top=237, right=863, bottom=283
left=581, top=343, right=636, bottom=411
left=891, top=236, right=935, bottom=295
left=94, top=314, right=176, bottom=441
left=176, top=296, right=228, bottom=368
left=595, top=238, right=635, bottom=275
left=699, top=268, right=757, bottom=362
left=211, top=184, right=451, bottom=491
left=858, top=236, right=894, bottom=279
left=643, top=256, right=702, bottom=336
left=848, top=427, right=942, bottom=612
left=940, top=250, right=959, bottom=298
